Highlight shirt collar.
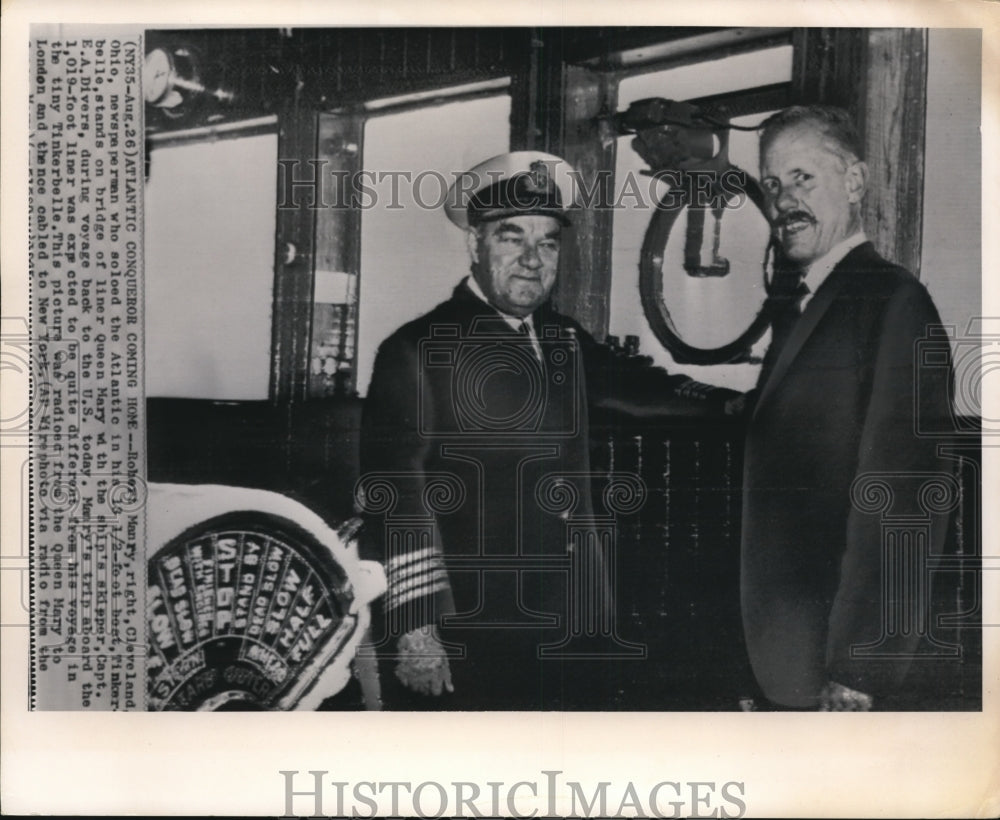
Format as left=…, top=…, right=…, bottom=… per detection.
left=804, top=231, right=867, bottom=296
left=464, top=275, right=535, bottom=332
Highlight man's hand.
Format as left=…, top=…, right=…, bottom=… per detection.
left=395, top=624, right=454, bottom=696
left=723, top=393, right=749, bottom=416
left=819, top=681, right=873, bottom=711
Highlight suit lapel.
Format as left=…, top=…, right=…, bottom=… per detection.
left=751, top=258, right=853, bottom=420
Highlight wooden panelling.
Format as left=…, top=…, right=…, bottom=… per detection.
left=309, top=112, right=365, bottom=398
left=147, top=396, right=983, bottom=709
left=147, top=397, right=365, bottom=525
left=284, top=28, right=520, bottom=108
left=791, top=27, right=928, bottom=278
left=271, top=107, right=319, bottom=402
left=145, top=28, right=529, bottom=134
left=591, top=412, right=754, bottom=708
left=791, top=27, right=869, bottom=120
left=509, top=30, right=551, bottom=152
left=862, top=28, right=928, bottom=276
left=144, top=29, right=300, bottom=133
left=552, top=64, right=619, bottom=341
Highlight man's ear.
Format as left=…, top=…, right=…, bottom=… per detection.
left=845, top=160, right=868, bottom=204
left=465, top=227, right=480, bottom=264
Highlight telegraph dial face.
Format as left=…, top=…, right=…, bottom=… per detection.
left=146, top=513, right=356, bottom=711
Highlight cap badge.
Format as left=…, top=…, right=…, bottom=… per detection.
left=524, top=160, right=552, bottom=195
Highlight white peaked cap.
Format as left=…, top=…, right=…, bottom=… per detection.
left=443, top=150, right=580, bottom=229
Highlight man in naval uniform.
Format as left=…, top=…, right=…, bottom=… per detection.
left=359, top=151, right=736, bottom=710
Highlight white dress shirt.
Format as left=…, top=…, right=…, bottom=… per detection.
left=800, top=231, right=868, bottom=312
left=464, top=275, right=543, bottom=360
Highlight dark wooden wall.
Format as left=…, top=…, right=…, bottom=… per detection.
left=145, top=27, right=729, bottom=133
left=792, top=28, right=928, bottom=277
left=147, top=397, right=982, bottom=710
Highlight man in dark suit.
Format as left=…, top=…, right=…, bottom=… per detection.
left=360, top=152, right=735, bottom=709
left=741, top=106, right=955, bottom=710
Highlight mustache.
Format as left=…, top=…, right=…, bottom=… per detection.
left=773, top=210, right=816, bottom=229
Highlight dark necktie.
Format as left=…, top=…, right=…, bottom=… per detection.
left=518, top=320, right=543, bottom=362
left=759, top=273, right=810, bottom=386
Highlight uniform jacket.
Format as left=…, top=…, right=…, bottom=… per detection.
left=360, top=280, right=729, bottom=708
left=741, top=242, right=955, bottom=708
